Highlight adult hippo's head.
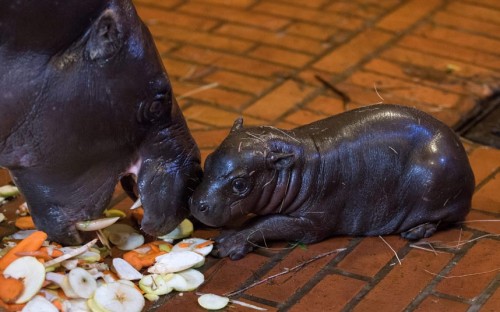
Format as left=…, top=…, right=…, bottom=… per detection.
left=0, top=0, right=201, bottom=244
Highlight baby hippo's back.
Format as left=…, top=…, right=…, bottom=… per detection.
left=297, top=104, right=475, bottom=238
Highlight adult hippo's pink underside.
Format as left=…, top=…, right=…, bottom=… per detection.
left=0, top=0, right=201, bottom=244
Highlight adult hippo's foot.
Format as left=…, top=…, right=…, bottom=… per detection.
left=400, top=223, right=438, bottom=240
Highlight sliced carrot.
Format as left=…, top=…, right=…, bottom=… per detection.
left=0, top=275, right=24, bottom=304
left=52, top=298, right=63, bottom=311
left=177, top=242, right=192, bottom=248
left=40, top=247, right=63, bottom=258
left=14, top=250, right=52, bottom=261
left=0, top=231, right=47, bottom=270
left=123, top=251, right=143, bottom=271
left=131, top=207, right=144, bottom=224
left=196, top=240, right=214, bottom=249
left=14, top=216, right=36, bottom=230
left=0, top=299, right=26, bottom=312
left=123, top=249, right=166, bottom=271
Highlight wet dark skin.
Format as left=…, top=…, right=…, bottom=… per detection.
left=0, top=0, right=201, bottom=245
left=191, top=105, right=475, bottom=260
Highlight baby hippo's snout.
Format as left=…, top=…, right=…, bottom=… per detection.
left=190, top=183, right=232, bottom=228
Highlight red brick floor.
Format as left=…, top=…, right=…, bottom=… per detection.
left=2, top=0, right=500, bottom=311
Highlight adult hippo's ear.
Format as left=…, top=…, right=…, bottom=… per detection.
left=85, top=9, right=124, bottom=61
left=266, top=152, right=295, bottom=170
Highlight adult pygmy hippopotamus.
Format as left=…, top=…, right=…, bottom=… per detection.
left=0, top=0, right=201, bottom=244
left=190, top=104, right=475, bottom=260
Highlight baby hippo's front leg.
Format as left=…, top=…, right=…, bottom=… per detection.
left=213, top=215, right=319, bottom=260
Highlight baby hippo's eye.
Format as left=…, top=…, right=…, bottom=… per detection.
left=231, top=178, right=249, bottom=195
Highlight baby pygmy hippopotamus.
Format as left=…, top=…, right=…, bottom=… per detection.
left=190, top=104, right=475, bottom=260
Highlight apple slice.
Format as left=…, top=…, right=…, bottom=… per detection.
left=0, top=185, right=19, bottom=198
left=158, top=219, right=193, bottom=240
left=198, top=294, right=230, bottom=310
left=148, top=251, right=204, bottom=274
left=63, top=298, right=91, bottom=312
left=92, top=282, right=145, bottom=312
left=172, top=238, right=214, bottom=256
left=22, top=295, right=59, bottom=312
left=87, top=298, right=107, bottom=312
left=3, top=256, right=45, bottom=304
left=177, top=269, right=205, bottom=291
left=112, top=258, right=143, bottom=281
left=68, top=268, right=97, bottom=299
left=138, top=274, right=174, bottom=296
left=103, top=224, right=144, bottom=251
left=76, top=217, right=120, bottom=232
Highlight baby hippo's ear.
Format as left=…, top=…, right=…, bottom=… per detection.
left=231, top=117, right=244, bottom=132
left=266, top=152, right=295, bottom=170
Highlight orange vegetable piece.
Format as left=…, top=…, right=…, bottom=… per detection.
left=122, top=241, right=169, bottom=271
left=52, top=299, right=63, bottom=311
left=131, top=207, right=144, bottom=224
left=177, top=242, right=192, bottom=248
left=0, top=275, right=24, bottom=304
left=196, top=240, right=214, bottom=249
left=0, top=300, right=26, bottom=312
left=0, top=231, right=47, bottom=270
left=14, top=216, right=36, bottom=230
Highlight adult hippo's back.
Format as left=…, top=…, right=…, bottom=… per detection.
left=191, top=104, right=475, bottom=260
left=0, top=0, right=201, bottom=244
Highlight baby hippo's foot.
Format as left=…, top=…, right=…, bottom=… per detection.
left=401, top=222, right=438, bottom=240
left=212, top=230, right=254, bottom=260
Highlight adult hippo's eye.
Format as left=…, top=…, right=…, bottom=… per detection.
left=232, top=178, right=249, bottom=195
left=137, top=94, right=171, bottom=124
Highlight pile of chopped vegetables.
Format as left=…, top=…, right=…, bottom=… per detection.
left=0, top=185, right=240, bottom=312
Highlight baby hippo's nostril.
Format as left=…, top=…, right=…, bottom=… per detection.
left=199, top=203, right=209, bottom=213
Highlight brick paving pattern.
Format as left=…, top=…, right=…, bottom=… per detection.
left=1, top=0, right=499, bottom=311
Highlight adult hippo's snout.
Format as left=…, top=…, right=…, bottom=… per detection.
left=0, top=0, right=201, bottom=245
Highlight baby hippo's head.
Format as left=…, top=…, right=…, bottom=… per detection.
left=190, top=118, right=296, bottom=227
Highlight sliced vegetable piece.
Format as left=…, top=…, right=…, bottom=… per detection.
left=87, top=298, right=107, bottom=312
left=21, top=295, right=58, bottom=312
left=148, top=251, right=204, bottom=274
left=0, top=185, right=19, bottom=197
left=10, top=230, right=37, bottom=240
left=112, top=258, right=143, bottom=281
left=75, top=217, right=120, bottom=232
left=172, top=238, right=214, bottom=256
left=0, top=274, right=24, bottom=303
left=103, top=224, right=144, bottom=251
left=44, top=239, right=98, bottom=268
left=68, top=268, right=97, bottom=299
left=138, top=274, right=173, bottom=296
left=198, top=294, right=230, bottom=310
left=103, top=209, right=126, bottom=219
left=14, top=216, right=36, bottom=230
left=0, top=230, right=47, bottom=270
left=3, top=256, right=46, bottom=304
left=177, top=269, right=205, bottom=291
left=158, top=219, right=193, bottom=240
left=92, top=282, right=145, bottom=312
